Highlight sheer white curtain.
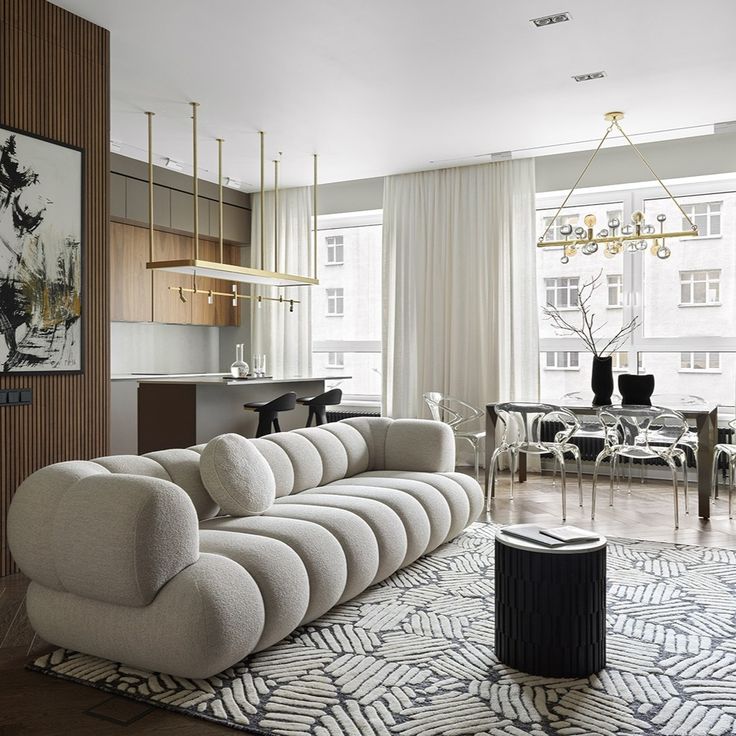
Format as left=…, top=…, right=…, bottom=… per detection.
left=250, top=187, right=312, bottom=378
left=382, top=159, right=539, bottom=418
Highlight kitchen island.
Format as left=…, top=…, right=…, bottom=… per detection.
left=135, top=374, right=351, bottom=454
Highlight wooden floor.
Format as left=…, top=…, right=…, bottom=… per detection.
left=0, top=470, right=734, bottom=734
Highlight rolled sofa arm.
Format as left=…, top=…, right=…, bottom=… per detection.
left=8, top=464, right=199, bottom=607
left=384, top=418, right=456, bottom=472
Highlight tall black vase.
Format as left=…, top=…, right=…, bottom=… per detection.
left=591, top=356, right=614, bottom=406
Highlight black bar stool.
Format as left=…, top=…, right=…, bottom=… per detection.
left=244, top=392, right=297, bottom=437
left=296, top=388, right=343, bottom=427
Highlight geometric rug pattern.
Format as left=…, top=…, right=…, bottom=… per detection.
left=30, top=522, right=736, bottom=735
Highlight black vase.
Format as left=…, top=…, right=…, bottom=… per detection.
left=618, top=373, right=655, bottom=406
left=591, top=356, right=614, bottom=406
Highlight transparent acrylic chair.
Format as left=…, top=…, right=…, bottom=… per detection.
left=645, top=394, right=703, bottom=485
left=486, top=402, right=583, bottom=521
left=423, top=392, right=486, bottom=482
left=712, top=418, right=736, bottom=518
left=591, top=406, right=689, bottom=529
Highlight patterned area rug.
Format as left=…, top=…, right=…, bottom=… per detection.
left=29, top=523, right=736, bottom=735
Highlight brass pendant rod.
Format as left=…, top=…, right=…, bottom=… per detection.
left=216, top=137, right=224, bottom=263
left=612, top=120, right=698, bottom=232
left=168, top=285, right=300, bottom=305
left=538, top=122, right=615, bottom=243
left=313, top=153, right=318, bottom=280
left=191, top=102, right=200, bottom=260
left=537, top=229, right=697, bottom=249
left=274, top=155, right=280, bottom=273
left=259, top=131, right=265, bottom=268
left=145, top=111, right=155, bottom=263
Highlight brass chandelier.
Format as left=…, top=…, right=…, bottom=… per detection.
left=537, top=112, right=699, bottom=263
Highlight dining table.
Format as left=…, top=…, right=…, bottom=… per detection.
left=485, top=397, right=719, bottom=519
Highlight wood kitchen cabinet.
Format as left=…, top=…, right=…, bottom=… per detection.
left=110, top=220, right=242, bottom=327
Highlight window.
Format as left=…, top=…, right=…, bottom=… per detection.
left=607, top=274, right=623, bottom=308
left=681, top=201, right=721, bottom=237
left=325, top=235, right=344, bottom=265
left=680, top=352, right=720, bottom=372
left=545, top=277, right=579, bottom=309
left=326, top=288, right=344, bottom=316
left=680, top=270, right=720, bottom=305
left=611, top=351, right=629, bottom=371
left=537, top=177, right=736, bottom=408
left=545, top=351, right=579, bottom=370
left=326, top=351, right=344, bottom=368
left=312, top=210, right=382, bottom=401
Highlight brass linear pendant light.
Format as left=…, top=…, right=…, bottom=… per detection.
left=145, top=103, right=319, bottom=288
left=537, top=112, right=699, bottom=263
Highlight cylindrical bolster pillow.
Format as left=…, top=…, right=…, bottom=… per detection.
left=200, top=433, right=276, bottom=515
left=384, top=419, right=456, bottom=472
left=51, top=474, right=200, bottom=607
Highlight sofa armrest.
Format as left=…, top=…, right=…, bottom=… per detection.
left=384, top=419, right=456, bottom=472
left=9, top=469, right=199, bottom=607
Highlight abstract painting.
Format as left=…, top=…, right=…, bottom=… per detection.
left=0, top=125, right=82, bottom=373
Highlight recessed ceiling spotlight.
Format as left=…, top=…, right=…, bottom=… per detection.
left=225, top=177, right=241, bottom=189
left=572, top=71, right=607, bottom=82
left=531, top=12, right=571, bottom=27
left=164, top=158, right=184, bottom=171
left=490, top=151, right=513, bottom=162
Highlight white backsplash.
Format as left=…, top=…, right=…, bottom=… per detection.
left=111, top=322, right=221, bottom=375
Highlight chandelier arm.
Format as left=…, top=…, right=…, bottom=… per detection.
left=538, top=123, right=615, bottom=243
left=612, top=120, right=698, bottom=232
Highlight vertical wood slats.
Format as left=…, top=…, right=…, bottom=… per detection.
left=0, top=0, right=110, bottom=577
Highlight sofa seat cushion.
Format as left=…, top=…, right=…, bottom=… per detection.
left=334, top=471, right=481, bottom=542
left=274, top=495, right=407, bottom=584
left=198, top=516, right=347, bottom=624
left=261, top=505, right=378, bottom=603
left=199, top=530, right=309, bottom=652
left=300, top=485, right=432, bottom=564
left=326, top=476, right=452, bottom=552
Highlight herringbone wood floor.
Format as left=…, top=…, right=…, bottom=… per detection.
left=1, top=469, right=734, bottom=734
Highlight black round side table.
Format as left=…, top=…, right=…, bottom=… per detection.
left=495, top=527, right=607, bottom=678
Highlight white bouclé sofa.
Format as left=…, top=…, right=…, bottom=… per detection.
left=8, top=417, right=483, bottom=678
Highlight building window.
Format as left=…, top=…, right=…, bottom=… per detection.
left=542, top=213, right=579, bottom=242
left=607, top=274, right=623, bottom=308
left=326, top=352, right=344, bottom=368
left=544, top=277, right=579, bottom=309
left=611, top=351, right=628, bottom=371
left=680, top=352, right=720, bottom=372
left=326, top=288, right=344, bottom=316
left=326, top=235, right=344, bottom=265
left=682, top=201, right=721, bottom=237
left=680, top=270, right=720, bottom=305
left=545, top=351, right=579, bottom=370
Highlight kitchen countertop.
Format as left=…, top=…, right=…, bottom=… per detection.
left=133, top=375, right=351, bottom=386
left=111, top=372, right=229, bottom=381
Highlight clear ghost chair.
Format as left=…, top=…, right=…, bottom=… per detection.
left=591, top=406, right=689, bottom=529
left=423, top=392, right=486, bottom=482
left=712, top=418, right=736, bottom=518
left=646, top=394, right=703, bottom=485
left=486, top=402, right=583, bottom=521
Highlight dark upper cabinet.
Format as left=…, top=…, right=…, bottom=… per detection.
left=111, top=173, right=126, bottom=218
left=171, top=191, right=210, bottom=237
left=126, top=178, right=171, bottom=227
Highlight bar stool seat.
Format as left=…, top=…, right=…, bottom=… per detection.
left=296, top=388, right=342, bottom=427
left=244, top=392, right=297, bottom=437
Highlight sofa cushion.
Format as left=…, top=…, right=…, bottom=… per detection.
left=384, top=419, right=455, bottom=472
left=200, top=433, right=276, bottom=516
left=251, top=438, right=295, bottom=497
left=259, top=433, right=323, bottom=493
left=320, top=422, right=370, bottom=476
left=199, top=516, right=347, bottom=624
left=293, top=428, right=349, bottom=486
left=275, top=494, right=406, bottom=583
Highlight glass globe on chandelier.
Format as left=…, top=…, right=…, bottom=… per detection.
left=538, top=112, right=699, bottom=264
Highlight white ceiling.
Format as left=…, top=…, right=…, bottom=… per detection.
left=53, top=0, right=736, bottom=191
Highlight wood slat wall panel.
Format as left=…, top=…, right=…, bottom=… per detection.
left=0, top=0, right=109, bottom=577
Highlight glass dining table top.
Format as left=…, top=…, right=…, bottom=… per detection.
left=540, top=393, right=718, bottom=416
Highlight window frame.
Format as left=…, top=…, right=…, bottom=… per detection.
left=607, top=274, right=624, bottom=309
left=544, top=351, right=580, bottom=371
left=544, top=276, right=580, bottom=310
left=679, top=351, right=721, bottom=373
left=537, top=176, right=736, bottom=398
left=681, top=200, right=722, bottom=239
left=325, top=234, right=345, bottom=266
left=679, top=269, right=721, bottom=307
left=326, top=351, right=345, bottom=368
left=325, top=287, right=344, bottom=317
